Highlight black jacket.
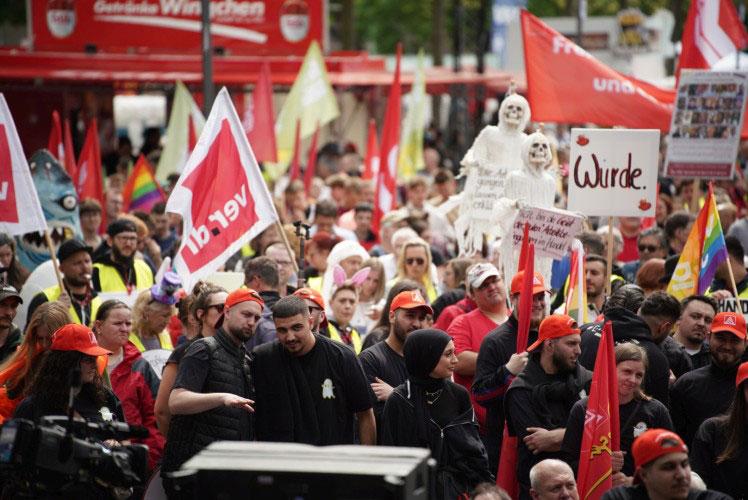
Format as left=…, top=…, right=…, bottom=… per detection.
left=690, top=415, right=748, bottom=499
left=660, top=335, right=694, bottom=379
left=602, top=485, right=731, bottom=500
left=382, top=381, right=493, bottom=500
left=579, top=308, right=671, bottom=405
left=670, top=361, right=739, bottom=447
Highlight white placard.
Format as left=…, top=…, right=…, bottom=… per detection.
left=511, top=206, right=584, bottom=259
left=567, top=128, right=660, bottom=217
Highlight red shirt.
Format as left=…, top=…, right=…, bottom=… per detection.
left=447, top=308, right=503, bottom=433
left=618, top=233, right=639, bottom=263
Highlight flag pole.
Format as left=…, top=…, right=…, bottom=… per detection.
left=43, top=230, right=64, bottom=290
left=726, top=255, right=740, bottom=298
left=605, top=216, right=614, bottom=297
left=275, top=221, right=300, bottom=274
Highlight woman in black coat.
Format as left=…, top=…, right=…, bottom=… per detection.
left=381, top=328, right=493, bottom=499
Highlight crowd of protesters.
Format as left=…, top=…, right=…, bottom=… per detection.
left=0, top=131, right=747, bottom=500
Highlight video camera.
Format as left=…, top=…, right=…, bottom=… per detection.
left=0, top=416, right=148, bottom=498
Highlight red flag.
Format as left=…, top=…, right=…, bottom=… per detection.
left=47, top=110, right=64, bottom=162
left=246, top=61, right=278, bottom=163
left=517, top=222, right=530, bottom=273
left=373, top=43, right=402, bottom=236
left=497, top=243, right=535, bottom=495
left=62, top=117, right=77, bottom=182
left=520, top=10, right=672, bottom=130
left=188, top=113, right=197, bottom=153
left=303, top=122, right=320, bottom=196
left=77, top=119, right=105, bottom=213
left=166, top=88, right=279, bottom=291
left=363, top=119, right=379, bottom=181
left=288, top=119, right=302, bottom=181
left=678, top=0, right=748, bottom=75
left=577, top=320, right=620, bottom=500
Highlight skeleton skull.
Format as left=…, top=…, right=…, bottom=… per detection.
left=503, top=103, right=524, bottom=127
left=498, top=94, right=530, bottom=132
left=523, top=132, right=552, bottom=171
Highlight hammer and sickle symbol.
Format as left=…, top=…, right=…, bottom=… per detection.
left=590, top=435, right=612, bottom=457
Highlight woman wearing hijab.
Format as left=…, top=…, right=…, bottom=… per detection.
left=381, top=328, right=492, bottom=499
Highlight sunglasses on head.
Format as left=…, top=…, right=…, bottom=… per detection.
left=406, top=257, right=425, bottom=266
left=638, top=244, right=659, bottom=253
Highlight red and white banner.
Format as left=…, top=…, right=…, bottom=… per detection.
left=678, top=0, right=748, bottom=74
left=520, top=10, right=673, bottom=130
left=166, top=87, right=278, bottom=291
left=0, top=94, right=47, bottom=236
left=31, top=0, right=324, bottom=56
left=246, top=61, right=278, bottom=163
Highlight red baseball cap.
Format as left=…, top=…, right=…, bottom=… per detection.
left=710, top=312, right=747, bottom=339
left=632, top=429, right=688, bottom=471
left=510, top=270, right=548, bottom=296
left=294, top=287, right=326, bottom=310
left=527, top=314, right=581, bottom=352
left=51, top=324, right=112, bottom=356
left=225, top=288, right=265, bottom=310
left=389, top=290, right=433, bottom=316
left=736, top=361, right=748, bottom=387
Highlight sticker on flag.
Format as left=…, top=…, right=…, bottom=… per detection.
left=511, top=206, right=583, bottom=259
left=166, top=87, right=279, bottom=291
left=567, top=128, right=659, bottom=217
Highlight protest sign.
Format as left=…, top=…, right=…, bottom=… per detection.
left=511, top=206, right=583, bottom=259
left=567, top=128, right=660, bottom=217
left=717, top=298, right=748, bottom=319
left=664, top=71, right=747, bottom=179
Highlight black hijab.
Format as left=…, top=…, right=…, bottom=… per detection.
left=403, top=328, right=452, bottom=443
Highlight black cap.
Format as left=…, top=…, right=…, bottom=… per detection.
left=57, top=238, right=93, bottom=262
left=107, top=219, right=137, bottom=237
left=0, top=285, right=22, bottom=304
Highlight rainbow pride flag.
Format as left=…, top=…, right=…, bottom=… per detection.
left=565, top=240, right=590, bottom=324
left=667, top=184, right=728, bottom=300
left=123, top=155, right=166, bottom=212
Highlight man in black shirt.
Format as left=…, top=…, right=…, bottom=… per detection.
left=670, top=311, right=747, bottom=446
left=252, top=295, right=376, bottom=445
left=359, top=290, right=431, bottom=441
left=244, top=256, right=281, bottom=350
left=672, top=295, right=717, bottom=370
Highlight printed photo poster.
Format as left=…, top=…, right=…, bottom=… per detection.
left=511, top=206, right=584, bottom=259
left=567, top=128, right=660, bottom=217
left=664, top=71, right=747, bottom=179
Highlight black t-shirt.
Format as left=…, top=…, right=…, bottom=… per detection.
left=14, top=387, right=125, bottom=423
left=173, top=338, right=212, bottom=392
left=166, top=337, right=194, bottom=367
left=602, top=485, right=731, bottom=500
left=359, top=340, right=409, bottom=442
left=295, top=336, right=373, bottom=445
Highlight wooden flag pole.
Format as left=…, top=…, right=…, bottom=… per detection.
left=726, top=257, right=740, bottom=299
left=605, top=217, right=614, bottom=297
left=43, top=230, right=64, bottom=290
left=275, top=220, right=300, bottom=274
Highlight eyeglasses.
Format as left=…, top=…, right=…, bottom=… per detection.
left=207, top=304, right=225, bottom=313
left=638, top=244, right=659, bottom=253
left=406, top=257, right=425, bottom=266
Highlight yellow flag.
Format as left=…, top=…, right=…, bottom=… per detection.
left=269, top=41, right=340, bottom=179
left=156, top=81, right=205, bottom=182
left=398, top=49, right=426, bottom=180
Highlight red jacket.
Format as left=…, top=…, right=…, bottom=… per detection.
left=109, top=341, right=165, bottom=470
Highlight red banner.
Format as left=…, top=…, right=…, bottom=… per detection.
left=520, top=10, right=673, bottom=131
left=31, top=0, right=324, bottom=56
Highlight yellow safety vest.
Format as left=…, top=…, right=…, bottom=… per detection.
left=93, top=260, right=154, bottom=293
left=328, top=323, right=363, bottom=355
left=42, top=285, right=102, bottom=327
left=307, top=276, right=323, bottom=292
left=128, top=331, right=174, bottom=352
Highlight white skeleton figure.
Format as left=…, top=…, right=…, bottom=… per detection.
left=496, top=131, right=557, bottom=284
left=450, top=93, right=531, bottom=256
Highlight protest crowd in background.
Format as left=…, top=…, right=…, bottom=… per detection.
left=3, top=2, right=748, bottom=500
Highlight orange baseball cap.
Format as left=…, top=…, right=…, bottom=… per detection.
left=51, top=324, right=112, bottom=356
left=526, top=314, right=581, bottom=352
left=510, top=270, right=548, bottom=296
left=710, top=312, right=747, bottom=339
left=225, top=287, right=264, bottom=310
left=632, top=429, right=688, bottom=471
left=294, top=287, right=326, bottom=310
left=736, top=361, right=748, bottom=387
left=389, top=290, right=433, bottom=315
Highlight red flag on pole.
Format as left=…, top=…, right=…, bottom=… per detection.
left=288, top=119, right=302, bottom=182
left=373, top=43, right=402, bottom=236
left=166, top=87, right=279, bottom=291
left=303, top=122, right=320, bottom=196
left=77, top=119, right=105, bottom=213
left=362, top=119, right=379, bottom=181
left=47, top=110, right=64, bottom=162
left=577, top=320, right=620, bottom=500
left=517, top=222, right=530, bottom=273
left=188, top=113, right=198, bottom=153
left=247, top=61, right=278, bottom=163
left=62, top=117, right=77, bottom=182
left=497, top=243, right=535, bottom=496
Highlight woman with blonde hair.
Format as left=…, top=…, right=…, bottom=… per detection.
left=0, top=302, right=72, bottom=423
left=352, top=257, right=386, bottom=336
left=392, top=238, right=439, bottom=302
left=130, top=288, right=175, bottom=352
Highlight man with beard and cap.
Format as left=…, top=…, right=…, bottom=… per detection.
left=92, top=218, right=154, bottom=294
left=161, top=288, right=262, bottom=498
left=447, top=263, right=509, bottom=438
left=504, top=314, right=592, bottom=500
left=359, top=290, right=431, bottom=442
left=293, top=287, right=328, bottom=335
left=27, top=239, right=101, bottom=328
left=0, top=285, right=22, bottom=365
left=602, top=429, right=730, bottom=500
left=670, top=311, right=748, bottom=447
left=672, top=296, right=718, bottom=371
left=252, top=295, right=376, bottom=446
left=578, top=285, right=673, bottom=405
left=472, top=269, right=548, bottom=475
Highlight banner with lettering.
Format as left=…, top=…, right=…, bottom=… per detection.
left=567, top=128, right=659, bottom=217
left=511, top=206, right=583, bottom=259
left=718, top=298, right=748, bottom=320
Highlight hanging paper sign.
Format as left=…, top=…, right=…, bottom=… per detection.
left=567, top=128, right=659, bottom=217
left=511, top=206, right=584, bottom=259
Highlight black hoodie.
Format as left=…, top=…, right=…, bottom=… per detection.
left=579, top=307, right=671, bottom=406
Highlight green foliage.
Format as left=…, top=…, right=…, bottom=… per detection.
left=354, top=0, right=434, bottom=53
